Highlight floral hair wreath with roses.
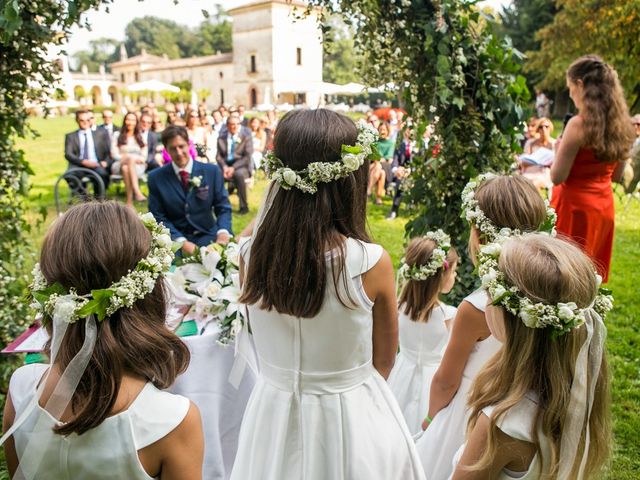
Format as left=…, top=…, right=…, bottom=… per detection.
left=263, top=122, right=380, bottom=194
left=398, top=229, right=452, bottom=281
left=28, top=212, right=175, bottom=324
left=478, top=235, right=614, bottom=337
left=461, top=173, right=557, bottom=241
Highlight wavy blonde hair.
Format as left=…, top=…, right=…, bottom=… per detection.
left=399, top=238, right=458, bottom=322
left=466, top=234, right=611, bottom=478
left=567, top=55, right=635, bottom=162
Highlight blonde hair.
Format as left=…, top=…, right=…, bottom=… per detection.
left=468, top=175, right=548, bottom=262
left=567, top=55, right=635, bottom=162
left=398, top=237, right=458, bottom=322
left=466, top=234, right=611, bottom=478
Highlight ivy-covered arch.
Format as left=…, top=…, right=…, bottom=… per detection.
left=306, top=0, right=530, bottom=299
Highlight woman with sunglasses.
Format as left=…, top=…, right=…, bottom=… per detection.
left=519, top=118, right=555, bottom=190
left=186, top=109, right=208, bottom=161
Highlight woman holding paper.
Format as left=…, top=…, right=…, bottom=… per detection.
left=550, top=55, right=635, bottom=282
left=520, top=117, right=555, bottom=189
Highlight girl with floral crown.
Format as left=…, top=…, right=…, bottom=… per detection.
left=232, top=109, right=425, bottom=480
left=387, top=230, right=459, bottom=434
left=452, top=233, right=612, bottom=479
left=1, top=202, right=203, bottom=480
left=416, top=174, right=556, bottom=480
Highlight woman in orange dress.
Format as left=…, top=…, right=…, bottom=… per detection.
left=551, top=55, right=635, bottom=282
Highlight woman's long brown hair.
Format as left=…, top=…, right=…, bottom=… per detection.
left=567, top=55, right=635, bottom=162
left=39, top=202, right=190, bottom=435
left=239, top=109, right=370, bottom=318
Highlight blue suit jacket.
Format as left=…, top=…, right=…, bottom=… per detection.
left=147, top=161, right=233, bottom=240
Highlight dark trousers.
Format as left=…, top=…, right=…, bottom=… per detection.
left=186, top=232, right=217, bottom=247
left=70, top=165, right=110, bottom=195
left=229, top=166, right=250, bottom=211
left=391, top=178, right=403, bottom=213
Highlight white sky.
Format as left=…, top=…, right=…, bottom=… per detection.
left=66, top=0, right=512, bottom=54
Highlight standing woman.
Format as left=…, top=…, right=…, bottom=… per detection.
left=551, top=55, right=635, bottom=282
left=111, top=112, right=147, bottom=206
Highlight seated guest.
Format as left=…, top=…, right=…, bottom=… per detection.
left=64, top=109, right=112, bottom=191
left=139, top=112, right=160, bottom=171
left=186, top=109, right=208, bottom=161
left=387, top=128, right=413, bottom=220
left=148, top=126, right=232, bottom=256
left=216, top=116, right=254, bottom=214
left=111, top=111, right=148, bottom=206
left=249, top=117, right=267, bottom=171
left=98, top=109, right=118, bottom=141
left=519, top=117, right=555, bottom=190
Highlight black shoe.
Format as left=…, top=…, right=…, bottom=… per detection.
left=237, top=208, right=249, bottom=215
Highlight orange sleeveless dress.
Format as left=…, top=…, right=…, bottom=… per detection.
left=551, top=148, right=616, bottom=282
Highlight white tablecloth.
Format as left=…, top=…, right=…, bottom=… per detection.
left=168, top=324, right=255, bottom=480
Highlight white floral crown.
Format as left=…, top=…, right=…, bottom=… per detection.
left=398, top=230, right=452, bottom=281
left=29, top=212, right=174, bottom=324
left=263, top=122, right=380, bottom=194
left=461, top=173, right=557, bottom=241
left=478, top=236, right=614, bottom=337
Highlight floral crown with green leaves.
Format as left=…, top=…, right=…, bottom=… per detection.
left=461, top=173, right=557, bottom=241
left=398, top=229, right=452, bottom=281
left=263, top=122, right=380, bottom=194
left=478, top=235, right=614, bottom=337
left=28, top=212, right=174, bottom=324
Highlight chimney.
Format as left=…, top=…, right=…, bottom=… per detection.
left=99, top=64, right=105, bottom=75
left=119, top=43, right=128, bottom=60
left=141, top=48, right=147, bottom=56
left=81, top=64, right=88, bottom=75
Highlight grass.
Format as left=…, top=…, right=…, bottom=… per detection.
left=7, top=115, right=640, bottom=477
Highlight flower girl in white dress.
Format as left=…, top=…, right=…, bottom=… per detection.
left=1, top=203, right=204, bottom=480
left=416, top=174, right=557, bottom=480
left=388, top=230, right=459, bottom=434
left=231, top=109, right=425, bottom=480
left=451, top=233, right=612, bottom=479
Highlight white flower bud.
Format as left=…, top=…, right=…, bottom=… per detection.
left=156, top=234, right=172, bottom=249
left=342, top=153, right=361, bottom=171
left=281, top=168, right=297, bottom=186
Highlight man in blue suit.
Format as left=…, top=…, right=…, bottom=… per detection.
left=148, top=125, right=233, bottom=255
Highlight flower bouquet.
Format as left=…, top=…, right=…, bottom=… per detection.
left=165, top=242, right=244, bottom=346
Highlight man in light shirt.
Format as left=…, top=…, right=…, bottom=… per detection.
left=216, top=116, right=254, bottom=214
left=64, top=109, right=112, bottom=190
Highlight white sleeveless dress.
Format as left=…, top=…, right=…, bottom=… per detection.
left=415, top=288, right=502, bottom=480
left=230, top=238, right=425, bottom=480
left=387, top=303, right=457, bottom=434
left=450, top=393, right=550, bottom=479
left=8, top=363, right=190, bottom=479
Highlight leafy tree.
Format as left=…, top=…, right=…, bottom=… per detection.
left=526, top=0, right=640, bottom=110
left=124, top=16, right=191, bottom=58
left=196, top=6, right=232, bottom=55
left=307, top=0, right=530, bottom=301
left=72, top=37, right=120, bottom=72
left=322, top=16, right=361, bottom=84
left=498, top=0, right=557, bottom=85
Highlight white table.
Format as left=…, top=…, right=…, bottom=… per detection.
left=169, top=324, right=255, bottom=480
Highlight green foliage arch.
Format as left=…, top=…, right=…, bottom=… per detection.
left=307, top=0, right=530, bottom=300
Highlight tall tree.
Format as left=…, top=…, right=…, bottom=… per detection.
left=526, top=0, right=640, bottom=110
left=323, top=16, right=361, bottom=84
left=196, top=5, right=232, bottom=55
left=72, top=37, right=120, bottom=72
left=124, top=16, right=194, bottom=58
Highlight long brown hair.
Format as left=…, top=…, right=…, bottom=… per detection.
left=468, top=175, right=548, bottom=262
left=466, top=234, right=611, bottom=478
left=399, top=238, right=458, bottom=322
left=39, top=202, right=190, bottom=436
left=239, top=109, right=370, bottom=318
left=567, top=55, right=635, bottom=162
left=117, top=111, right=145, bottom=147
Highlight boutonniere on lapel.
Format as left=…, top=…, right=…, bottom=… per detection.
left=190, top=175, right=203, bottom=188
left=233, top=136, right=242, bottom=146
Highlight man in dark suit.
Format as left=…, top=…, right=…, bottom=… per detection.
left=216, top=115, right=254, bottom=214
left=64, top=109, right=112, bottom=189
left=148, top=125, right=233, bottom=255
left=139, top=112, right=160, bottom=170
left=98, top=109, right=119, bottom=142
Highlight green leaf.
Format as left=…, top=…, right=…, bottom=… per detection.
left=341, top=145, right=362, bottom=155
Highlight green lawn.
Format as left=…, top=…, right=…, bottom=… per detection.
left=7, top=115, right=640, bottom=477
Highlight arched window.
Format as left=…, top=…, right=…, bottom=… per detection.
left=250, top=88, right=257, bottom=108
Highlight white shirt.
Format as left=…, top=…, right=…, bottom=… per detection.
left=77, top=129, right=98, bottom=162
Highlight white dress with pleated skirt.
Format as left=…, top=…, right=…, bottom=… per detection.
left=415, top=288, right=502, bottom=480
left=230, top=238, right=426, bottom=480
left=387, top=303, right=457, bottom=434
left=8, top=363, right=190, bottom=479
left=449, top=392, right=550, bottom=479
